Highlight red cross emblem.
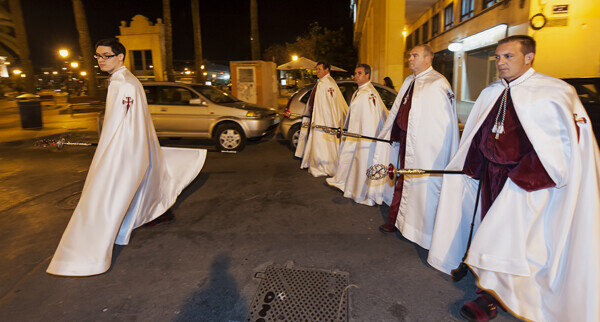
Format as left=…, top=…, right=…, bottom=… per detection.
left=327, top=88, right=335, bottom=98
left=573, top=113, right=587, bottom=142
left=369, top=93, right=377, bottom=105
left=122, top=97, right=134, bottom=111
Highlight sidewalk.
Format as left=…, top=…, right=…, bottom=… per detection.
left=0, top=98, right=100, bottom=144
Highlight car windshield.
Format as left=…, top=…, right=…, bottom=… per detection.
left=191, top=85, right=240, bottom=103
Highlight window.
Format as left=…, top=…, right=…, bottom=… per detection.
left=432, top=13, right=440, bottom=37
left=444, top=3, right=454, bottom=30
left=156, top=86, right=198, bottom=105
left=144, top=86, right=156, bottom=104
left=374, top=86, right=397, bottom=110
left=483, top=0, right=502, bottom=8
left=415, top=28, right=421, bottom=45
left=191, top=85, right=240, bottom=103
left=406, top=33, right=414, bottom=49
left=422, top=21, right=429, bottom=42
left=461, top=0, right=474, bottom=21
left=131, top=50, right=153, bottom=71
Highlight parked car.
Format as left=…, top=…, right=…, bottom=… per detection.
left=279, top=81, right=397, bottom=149
left=98, top=82, right=279, bottom=151
left=562, top=77, right=600, bottom=144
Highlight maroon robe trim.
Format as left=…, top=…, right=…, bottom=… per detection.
left=463, top=88, right=555, bottom=218
left=384, top=80, right=415, bottom=228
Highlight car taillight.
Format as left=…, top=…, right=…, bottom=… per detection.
left=283, top=98, right=292, bottom=118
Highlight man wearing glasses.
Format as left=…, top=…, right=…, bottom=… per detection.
left=47, top=38, right=207, bottom=277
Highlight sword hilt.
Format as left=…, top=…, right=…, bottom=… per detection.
left=366, top=163, right=427, bottom=180
left=34, top=137, right=96, bottom=150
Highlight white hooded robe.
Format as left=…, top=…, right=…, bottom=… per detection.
left=326, top=81, right=388, bottom=205
left=294, top=74, right=348, bottom=177
left=427, top=68, right=600, bottom=321
left=47, top=66, right=207, bottom=276
left=370, top=67, right=459, bottom=249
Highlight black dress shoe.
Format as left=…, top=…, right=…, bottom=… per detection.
left=379, top=225, right=396, bottom=233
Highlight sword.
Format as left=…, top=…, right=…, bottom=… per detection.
left=35, top=137, right=98, bottom=150
left=309, top=124, right=393, bottom=144
left=366, top=163, right=464, bottom=180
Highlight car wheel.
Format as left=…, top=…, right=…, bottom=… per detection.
left=288, top=123, right=301, bottom=150
left=215, top=123, right=246, bottom=152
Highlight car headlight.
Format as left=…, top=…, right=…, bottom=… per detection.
left=246, top=111, right=260, bottom=117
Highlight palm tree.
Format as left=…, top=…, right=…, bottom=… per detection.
left=163, top=0, right=174, bottom=81
left=250, top=0, right=260, bottom=60
left=191, top=0, right=203, bottom=83
left=8, top=0, right=34, bottom=92
left=71, top=0, right=97, bottom=97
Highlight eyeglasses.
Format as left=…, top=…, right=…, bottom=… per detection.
left=94, top=53, right=117, bottom=60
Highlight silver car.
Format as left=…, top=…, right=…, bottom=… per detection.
left=99, top=82, right=279, bottom=151
left=278, top=80, right=397, bottom=149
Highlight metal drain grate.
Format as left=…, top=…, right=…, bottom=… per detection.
left=247, top=265, right=349, bottom=321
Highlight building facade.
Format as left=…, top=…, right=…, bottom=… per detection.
left=118, top=15, right=167, bottom=81
left=352, top=0, right=406, bottom=87
left=353, top=0, right=600, bottom=121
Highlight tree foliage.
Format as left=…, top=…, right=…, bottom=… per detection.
left=262, top=23, right=356, bottom=72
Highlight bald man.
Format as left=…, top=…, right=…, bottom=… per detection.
left=371, top=45, right=459, bottom=250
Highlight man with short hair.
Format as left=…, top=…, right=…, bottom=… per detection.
left=428, top=35, right=600, bottom=321
left=326, top=64, right=388, bottom=205
left=295, top=62, right=348, bottom=177
left=47, top=38, right=207, bottom=276
left=373, top=45, right=459, bottom=250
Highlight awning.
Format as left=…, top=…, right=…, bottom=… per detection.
left=277, top=57, right=346, bottom=72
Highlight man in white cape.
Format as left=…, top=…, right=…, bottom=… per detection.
left=372, top=45, right=459, bottom=251
left=295, top=62, right=348, bottom=177
left=427, top=35, right=600, bottom=321
left=47, top=39, right=207, bottom=277
left=326, top=64, right=388, bottom=205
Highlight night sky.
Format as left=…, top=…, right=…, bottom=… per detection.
left=21, top=0, right=353, bottom=68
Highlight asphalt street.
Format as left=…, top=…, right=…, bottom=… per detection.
left=0, top=132, right=517, bottom=321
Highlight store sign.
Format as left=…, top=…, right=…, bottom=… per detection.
left=552, top=4, right=569, bottom=14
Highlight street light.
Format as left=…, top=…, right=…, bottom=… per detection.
left=13, top=69, right=22, bottom=75
left=70, top=62, right=79, bottom=68
left=292, top=55, right=298, bottom=61
left=80, top=71, right=87, bottom=76
left=59, top=49, right=69, bottom=58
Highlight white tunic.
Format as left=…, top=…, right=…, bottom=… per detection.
left=326, top=81, right=388, bottom=205
left=370, top=67, right=459, bottom=249
left=294, top=74, right=348, bottom=177
left=47, top=66, right=207, bottom=276
left=427, top=68, right=600, bottom=321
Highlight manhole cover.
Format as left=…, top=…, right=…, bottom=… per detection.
left=56, top=191, right=81, bottom=210
left=247, top=265, right=349, bottom=321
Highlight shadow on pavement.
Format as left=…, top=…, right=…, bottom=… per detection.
left=176, top=253, right=246, bottom=321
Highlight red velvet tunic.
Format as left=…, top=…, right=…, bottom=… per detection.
left=462, top=88, right=555, bottom=218
left=384, top=81, right=415, bottom=228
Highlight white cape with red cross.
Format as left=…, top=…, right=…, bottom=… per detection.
left=47, top=66, right=207, bottom=276
left=294, top=73, right=348, bottom=177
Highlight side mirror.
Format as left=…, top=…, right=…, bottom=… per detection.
left=190, top=98, right=208, bottom=106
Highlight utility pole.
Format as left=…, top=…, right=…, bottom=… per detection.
left=163, top=0, right=175, bottom=81
left=72, top=0, right=97, bottom=97
left=8, top=0, right=34, bottom=93
left=250, top=0, right=260, bottom=60
left=191, top=0, right=203, bottom=83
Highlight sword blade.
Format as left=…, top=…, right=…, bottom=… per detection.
left=341, top=131, right=392, bottom=144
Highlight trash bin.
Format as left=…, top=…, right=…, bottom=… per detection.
left=16, top=93, right=42, bottom=129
